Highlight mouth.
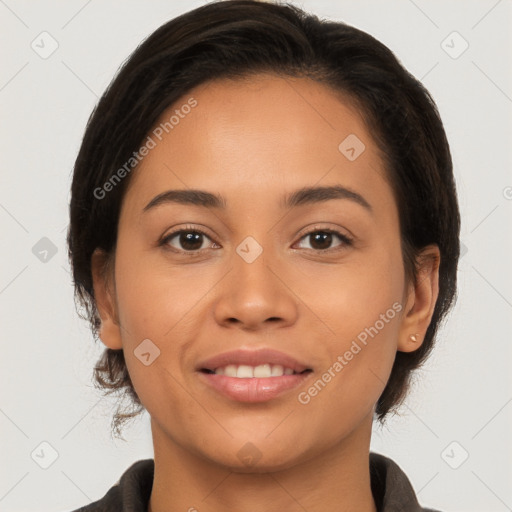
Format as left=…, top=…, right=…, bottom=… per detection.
left=200, top=365, right=312, bottom=378
left=196, top=348, right=314, bottom=402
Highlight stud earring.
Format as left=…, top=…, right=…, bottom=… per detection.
left=409, top=333, right=419, bottom=342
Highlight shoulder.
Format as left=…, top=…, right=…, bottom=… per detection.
left=370, top=452, right=442, bottom=512
left=68, top=459, right=154, bottom=512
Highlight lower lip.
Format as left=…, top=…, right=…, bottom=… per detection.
left=198, top=372, right=312, bottom=402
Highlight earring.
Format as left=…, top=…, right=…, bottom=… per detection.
left=409, top=333, right=419, bottom=342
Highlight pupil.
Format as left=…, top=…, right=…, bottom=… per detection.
left=311, top=232, right=332, bottom=250
left=181, top=232, right=202, bottom=250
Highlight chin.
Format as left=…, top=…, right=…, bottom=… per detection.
left=214, top=452, right=306, bottom=474
left=200, top=436, right=313, bottom=474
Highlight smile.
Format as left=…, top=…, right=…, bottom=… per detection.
left=201, top=364, right=311, bottom=378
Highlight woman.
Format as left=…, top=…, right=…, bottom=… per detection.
left=67, top=1, right=460, bottom=510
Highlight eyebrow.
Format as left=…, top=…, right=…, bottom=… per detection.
left=142, top=185, right=372, bottom=214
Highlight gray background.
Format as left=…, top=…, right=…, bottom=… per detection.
left=1, top=1, right=511, bottom=511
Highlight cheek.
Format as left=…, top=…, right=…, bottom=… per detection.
left=111, top=240, right=220, bottom=410
left=113, top=240, right=210, bottom=340
left=294, top=299, right=401, bottom=440
left=292, top=245, right=404, bottom=405
left=292, top=240, right=405, bottom=340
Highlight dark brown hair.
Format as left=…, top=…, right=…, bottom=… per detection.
left=67, top=0, right=460, bottom=438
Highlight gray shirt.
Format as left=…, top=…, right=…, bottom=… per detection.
left=71, top=452, right=441, bottom=511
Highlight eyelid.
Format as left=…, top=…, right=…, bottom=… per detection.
left=295, top=223, right=353, bottom=241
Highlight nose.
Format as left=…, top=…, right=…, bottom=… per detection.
left=212, top=245, right=299, bottom=331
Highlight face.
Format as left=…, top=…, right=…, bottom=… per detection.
left=93, top=74, right=437, bottom=472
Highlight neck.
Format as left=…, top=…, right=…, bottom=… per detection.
left=148, top=413, right=378, bottom=512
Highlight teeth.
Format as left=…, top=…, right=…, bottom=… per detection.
left=253, top=364, right=271, bottom=378
left=271, top=364, right=284, bottom=376
left=224, top=365, right=237, bottom=377
left=213, top=364, right=299, bottom=378
left=237, top=365, right=254, bottom=378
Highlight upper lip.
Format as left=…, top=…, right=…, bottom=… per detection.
left=196, top=348, right=312, bottom=373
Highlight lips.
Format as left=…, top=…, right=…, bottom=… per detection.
left=196, top=348, right=313, bottom=374
left=196, top=348, right=313, bottom=402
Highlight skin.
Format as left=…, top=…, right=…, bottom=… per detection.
left=91, top=74, right=440, bottom=512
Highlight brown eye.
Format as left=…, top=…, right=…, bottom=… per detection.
left=162, top=230, right=213, bottom=252
left=296, top=230, right=352, bottom=251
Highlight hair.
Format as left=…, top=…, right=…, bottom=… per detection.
left=67, top=0, right=460, bottom=438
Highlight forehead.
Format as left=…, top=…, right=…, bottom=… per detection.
left=122, top=73, right=391, bottom=214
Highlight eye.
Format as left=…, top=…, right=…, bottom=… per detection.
left=295, top=229, right=353, bottom=251
left=159, top=227, right=352, bottom=254
left=161, top=227, right=218, bottom=253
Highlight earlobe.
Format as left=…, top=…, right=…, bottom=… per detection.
left=398, top=245, right=440, bottom=353
left=91, top=248, right=123, bottom=350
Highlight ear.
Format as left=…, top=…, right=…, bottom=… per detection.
left=91, top=248, right=123, bottom=350
left=398, top=244, right=440, bottom=353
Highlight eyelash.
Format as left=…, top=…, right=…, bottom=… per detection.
left=159, top=225, right=353, bottom=255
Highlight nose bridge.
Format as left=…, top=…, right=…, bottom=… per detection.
left=213, top=233, right=298, bottom=329
left=232, top=233, right=280, bottom=303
